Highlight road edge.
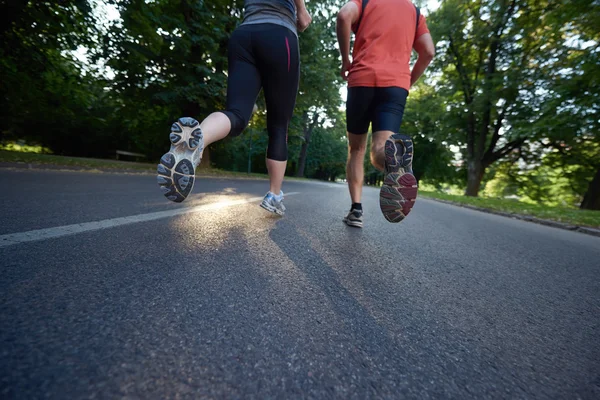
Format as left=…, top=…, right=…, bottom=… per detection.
left=3, top=162, right=597, bottom=237
left=422, top=197, right=600, bottom=238
left=0, top=161, right=271, bottom=180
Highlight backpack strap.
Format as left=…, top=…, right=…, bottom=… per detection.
left=354, top=0, right=370, bottom=33
left=415, top=5, right=420, bottom=41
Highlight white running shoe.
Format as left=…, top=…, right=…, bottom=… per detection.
left=260, top=191, right=286, bottom=216
left=156, top=117, right=204, bottom=203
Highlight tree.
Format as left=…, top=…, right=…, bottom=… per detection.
left=100, top=0, right=243, bottom=159
left=102, top=0, right=345, bottom=174
left=472, top=0, right=600, bottom=209
left=294, top=1, right=344, bottom=177
left=401, top=83, right=458, bottom=186
left=304, top=113, right=347, bottom=181
left=428, top=0, right=560, bottom=196
left=0, top=1, right=106, bottom=155
left=529, top=0, right=600, bottom=209
left=581, top=168, right=600, bottom=210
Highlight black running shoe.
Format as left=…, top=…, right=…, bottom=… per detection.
left=343, top=208, right=364, bottom=228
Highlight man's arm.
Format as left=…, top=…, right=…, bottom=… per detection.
left=411, top=33, right=435, bottom=86
left=336, top=1, right=360, bottom=80
left=295, top=0, right=312, bottom=32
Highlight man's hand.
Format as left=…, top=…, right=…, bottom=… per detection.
left=297, top=8, right=312, bottom=32
left=341, top=59, right=352, bottom=80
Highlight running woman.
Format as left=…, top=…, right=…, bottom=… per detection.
left=336, top=0, right=435, bottom=227
left=157, top=0, right=312, bottom=215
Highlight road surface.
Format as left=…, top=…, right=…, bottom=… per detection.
left=1, top=169, right=599, bottom=399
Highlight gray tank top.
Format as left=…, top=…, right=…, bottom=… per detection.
left=241, top=0, right=297, bottom=36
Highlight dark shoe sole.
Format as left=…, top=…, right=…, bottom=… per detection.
left=380, top=133, right=418, bottom=223
left=157, top=118, right=202, bottom=203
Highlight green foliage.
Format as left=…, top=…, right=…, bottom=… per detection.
left=98, top=0, right=243, bottom=158
left=0, top=1, right=111, bottom=155
left=210, top=127, right=270, bottom=174
left=295, top=2, right=344, bottom=115
left=420, top=189, right=600, bottom=228
left=98, top=0, right=344, bottom=169
left=402, top=83, right=458, bottom=186
left=292, top=1, right=345, bottom=177
left=2, top=0, right=598, bottom=213
left=526, top=0, right=600, bottom=209
left=0, top=142, right=52, bottom=154
left=414, top=0, right=600, bottom=206
left=480, top=141, right=600, bottom=208
left=304, top=123, right=347, bottom=181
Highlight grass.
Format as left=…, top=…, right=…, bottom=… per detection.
left=419, top=190, right=600, bottom=228
left=0, top=142, right=52, bottom=153
left=0, top=150, right=156, bottom=171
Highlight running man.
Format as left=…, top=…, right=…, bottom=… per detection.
left=157, top=1, right=312, bottom=215
left=336, top=0, right=435, bottom=227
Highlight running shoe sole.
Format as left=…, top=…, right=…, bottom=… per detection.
left=157, top=117, right=203, bottom=203
left=260, top=198, right=285, bottom=216
left=380, top=133, right=418, bottom=223
left=343, top=218, right=363, bottom=228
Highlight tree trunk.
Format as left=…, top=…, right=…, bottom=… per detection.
left=296, top=113, right=318, bottom=177
left=414, top=169, right=424, bottom=184
left=465, top=159, right=485, bottom=197
left=296, top=141, right=309, bottom=177
left=580, top=165, right=600, bottom=210
left=199, top=147, right=211, bottom=169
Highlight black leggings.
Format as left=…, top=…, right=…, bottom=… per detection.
left=222, top=23, right=300, bottom=161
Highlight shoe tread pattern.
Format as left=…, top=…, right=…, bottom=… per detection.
left=157, top=118, right=202, bottom=203
left=380, top=133, right=418, bottom=223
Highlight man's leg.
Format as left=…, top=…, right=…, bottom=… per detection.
left=345, top=87, right=373, bottom=205
left=343, top=87, right=373, bottom=227
left=342, top=132, right=368, bottom=228
left=347, top=132, right=368, bottom=203
left=370, top=130, right=394, bottom=171
left=370, top=87, right=417, bottom=223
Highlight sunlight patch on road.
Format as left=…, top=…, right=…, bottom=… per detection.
left=0, top=193, right=299, bottom=248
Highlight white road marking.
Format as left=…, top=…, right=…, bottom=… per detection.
left=0, top=192, right=299, bottom=248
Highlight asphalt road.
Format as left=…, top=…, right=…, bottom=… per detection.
left=1, top=169, right=599, bottom=399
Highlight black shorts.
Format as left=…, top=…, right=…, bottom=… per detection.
left=346, top=87, right=409, bottom=134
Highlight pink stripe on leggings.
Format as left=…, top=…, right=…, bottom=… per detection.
left=285, top=37, right=290, bottom=72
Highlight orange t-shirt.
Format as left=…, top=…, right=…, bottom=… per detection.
left=349, top=0, right=430, bottom=90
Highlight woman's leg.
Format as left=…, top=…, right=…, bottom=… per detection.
left=255, top=26, right=300, bottom=195
left=157, top=27, right=262, bottom=203
left=199, top=112, right=231, bottom=148
left=204, top=27, right=262, bottom=148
